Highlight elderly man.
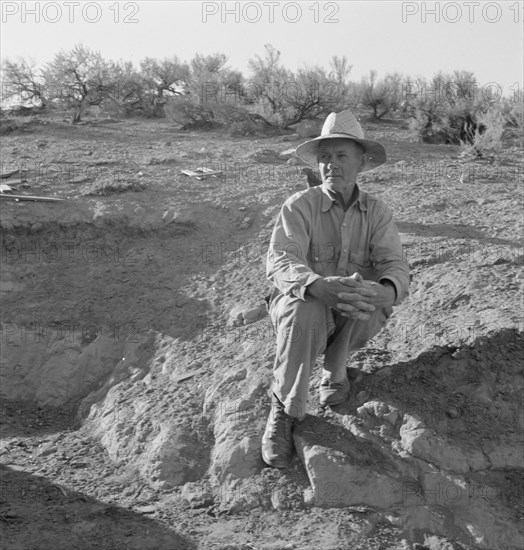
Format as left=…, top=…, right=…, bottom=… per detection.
left=262, top=110, right=409, bottom=468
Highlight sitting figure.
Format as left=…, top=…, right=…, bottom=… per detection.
left=262, top=110, right=410, bottom=468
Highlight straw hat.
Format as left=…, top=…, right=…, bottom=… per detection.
left=295, top=110, right=386, bottom=172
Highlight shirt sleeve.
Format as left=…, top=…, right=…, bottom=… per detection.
left=369, top=202, right=410, bottom=306
left=266, top=196, right=323, bottom=300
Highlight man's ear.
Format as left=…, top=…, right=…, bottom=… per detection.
left=358, top=153, right=367, bottom=172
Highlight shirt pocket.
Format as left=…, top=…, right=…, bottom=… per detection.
left=349, top=250, right=375, bottom=279
left=350, top=251, right=372, bottom=268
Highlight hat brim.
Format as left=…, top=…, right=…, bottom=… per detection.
left=295, top=134, right=386, bottom=172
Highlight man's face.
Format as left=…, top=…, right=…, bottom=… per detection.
left=317, top=139, right=365, bottom=197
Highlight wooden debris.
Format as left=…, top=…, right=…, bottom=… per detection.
left=68, top=176, right=91, bottom=184
left=1, top=179, right=25, bottom=186
left=443, top=292, right=470, bottom=309
left=173, top=367, right=206, bottom=383
left=1, top=168, right=19, bottom=179
left=0, top=193, right=66, bottom=202
left=0, top=183, right=16, bottom=193
left=181, top=167, right=222, bottom=180
left=278, top=148, right=296, bottom=160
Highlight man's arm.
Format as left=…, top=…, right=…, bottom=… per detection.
left=368, top=203, right=409, bottom=306
left=267, top=197, right=380, bottom=318
left=306, top=274, right=379, bottom=321
left=267, top=197, right=322, bottom=300
left=334, top=201, right=408, bottom=317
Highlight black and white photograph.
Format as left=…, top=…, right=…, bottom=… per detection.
left=0, top=1, right=523, bottom=549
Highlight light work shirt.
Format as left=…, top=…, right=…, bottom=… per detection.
left=267, top=184, right=409, bottom=306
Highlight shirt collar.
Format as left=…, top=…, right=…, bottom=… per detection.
left=320, top=183, right=367, bottom=212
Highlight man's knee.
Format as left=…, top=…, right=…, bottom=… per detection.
left=270, top=295, right=331, bottom=346
left=347, top=306, right=392, bottom=351
left=271, top=294, right=328, bottom=324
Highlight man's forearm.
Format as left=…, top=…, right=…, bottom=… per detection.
left=380, top=278, right=397, bottom=301
left=305, top=278, right=325, bottom=300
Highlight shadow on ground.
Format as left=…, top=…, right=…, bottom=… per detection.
left=397, top=221, right=519, bottom=246
left=0, top=464, right=195, bottom=550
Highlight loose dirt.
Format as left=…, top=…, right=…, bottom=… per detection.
left=0, top=113, right=522, bottom=550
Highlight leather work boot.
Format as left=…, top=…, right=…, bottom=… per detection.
left=261, top=393, right=294, bottom=468
left=319, top=376, right=350, bottom=407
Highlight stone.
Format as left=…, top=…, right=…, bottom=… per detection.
left=357, top=400, right=400, bottom=426
left=278, top=148, right=296, bottom=160
left=250, top=149, right=287, bottom=164
left=228, top=303, right=267, bottom=326
left=210, top=433, right=263, bottom=483
left=181, top=481, right=214, bottom=508
left=135, top=504, right=156, bottom=514
left=281, top=133, right=300, bottom=142
left=482, top=441, right=524, bottom=469
left=242, top=304, right=267, bottom=324
left=399, top=415, right=489, bottom=473
left=271, top=488, right=289, bottom=510
left=228, top=305, right=246, bottom=327
left=294, top=416, right=407, bottom=509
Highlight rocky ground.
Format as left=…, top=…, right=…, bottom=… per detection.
left=0, top=112, right=522, bottom=550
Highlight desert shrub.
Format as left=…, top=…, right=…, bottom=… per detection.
left=82, top=177, right=146, bottom=196
left=0, top=118, right=19, bottom=135
left=206, top=102, right=265, bottom=136
left=460, top=105, right=507, bottom=158
left=359, top=71, right=403, bottom=119
left=188, top=52, right=244, bottom=104
left=208, top=101, right=250, bottom=124
left=500, top=93, right=523, bottom=129
left=406, top=71, right=495, bottom=144
left=228, top=119, right=258, bottom=137
left=164, top=96, right=215, bottom=129
left=1, top=58, right=48, bottom=108
left=407, top=93, right=455, bottom=143
left=246, top=45, right=349, bottom=128
left=137, top=56, right=190, bottom=117
left=43, top=44, right=129, bottom=123
left=228, top=115, right=277, bottom=137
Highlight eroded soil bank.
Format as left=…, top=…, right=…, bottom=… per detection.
left=1, top=116, right=522, bottom=549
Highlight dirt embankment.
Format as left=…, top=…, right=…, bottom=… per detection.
left=0, top=116, right=522, bottom=550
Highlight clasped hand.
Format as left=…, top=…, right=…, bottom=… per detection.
left=307, top=273, right=395, bottom=321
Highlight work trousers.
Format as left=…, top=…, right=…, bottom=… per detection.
left=268, top=292, right=391, bottom=418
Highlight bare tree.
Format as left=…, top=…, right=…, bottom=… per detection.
left=281, top=66, right=348, bottom=127
left=140, top=57, right=190, bottom=97
left=328, top=55, right=352, bottom=86
left=247, top=44, right=292, bottom=118
left=247, top=45, right=350, bottom=128
left=1, top=57, right=47, bottom=108
left=189, top=52, right=243, bottom=103
left=360, top=70, right=403, bottom=119
left=44, top=44, right=120, bottom=122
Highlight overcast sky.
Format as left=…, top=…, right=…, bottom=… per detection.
left=1, top=1, right=522, bottom=95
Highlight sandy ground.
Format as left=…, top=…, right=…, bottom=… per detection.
left=0, top=112, right=522, bottom=550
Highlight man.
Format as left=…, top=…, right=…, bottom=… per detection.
left=262, top=110, right=409, bottom=468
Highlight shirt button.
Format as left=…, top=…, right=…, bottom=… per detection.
left=343, top=249, right=347, bottom=253
left=314, top=257, right=319, bottom=261
left=342, top=223, right=347, bottom=228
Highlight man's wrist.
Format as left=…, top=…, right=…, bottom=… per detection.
left=306, top=278, right=324, bottom=299
left=380, top=279, right=397, bottom=301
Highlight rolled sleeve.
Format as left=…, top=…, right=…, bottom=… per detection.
left=369, top=205, right=409, bottom=306
left=267, top=197, right=322, bottom=300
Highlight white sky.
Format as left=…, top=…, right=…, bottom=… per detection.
left=0, top=1, right=522, bottom=95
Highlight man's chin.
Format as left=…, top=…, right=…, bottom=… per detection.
left=323, top=180, right=342, bottom=192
